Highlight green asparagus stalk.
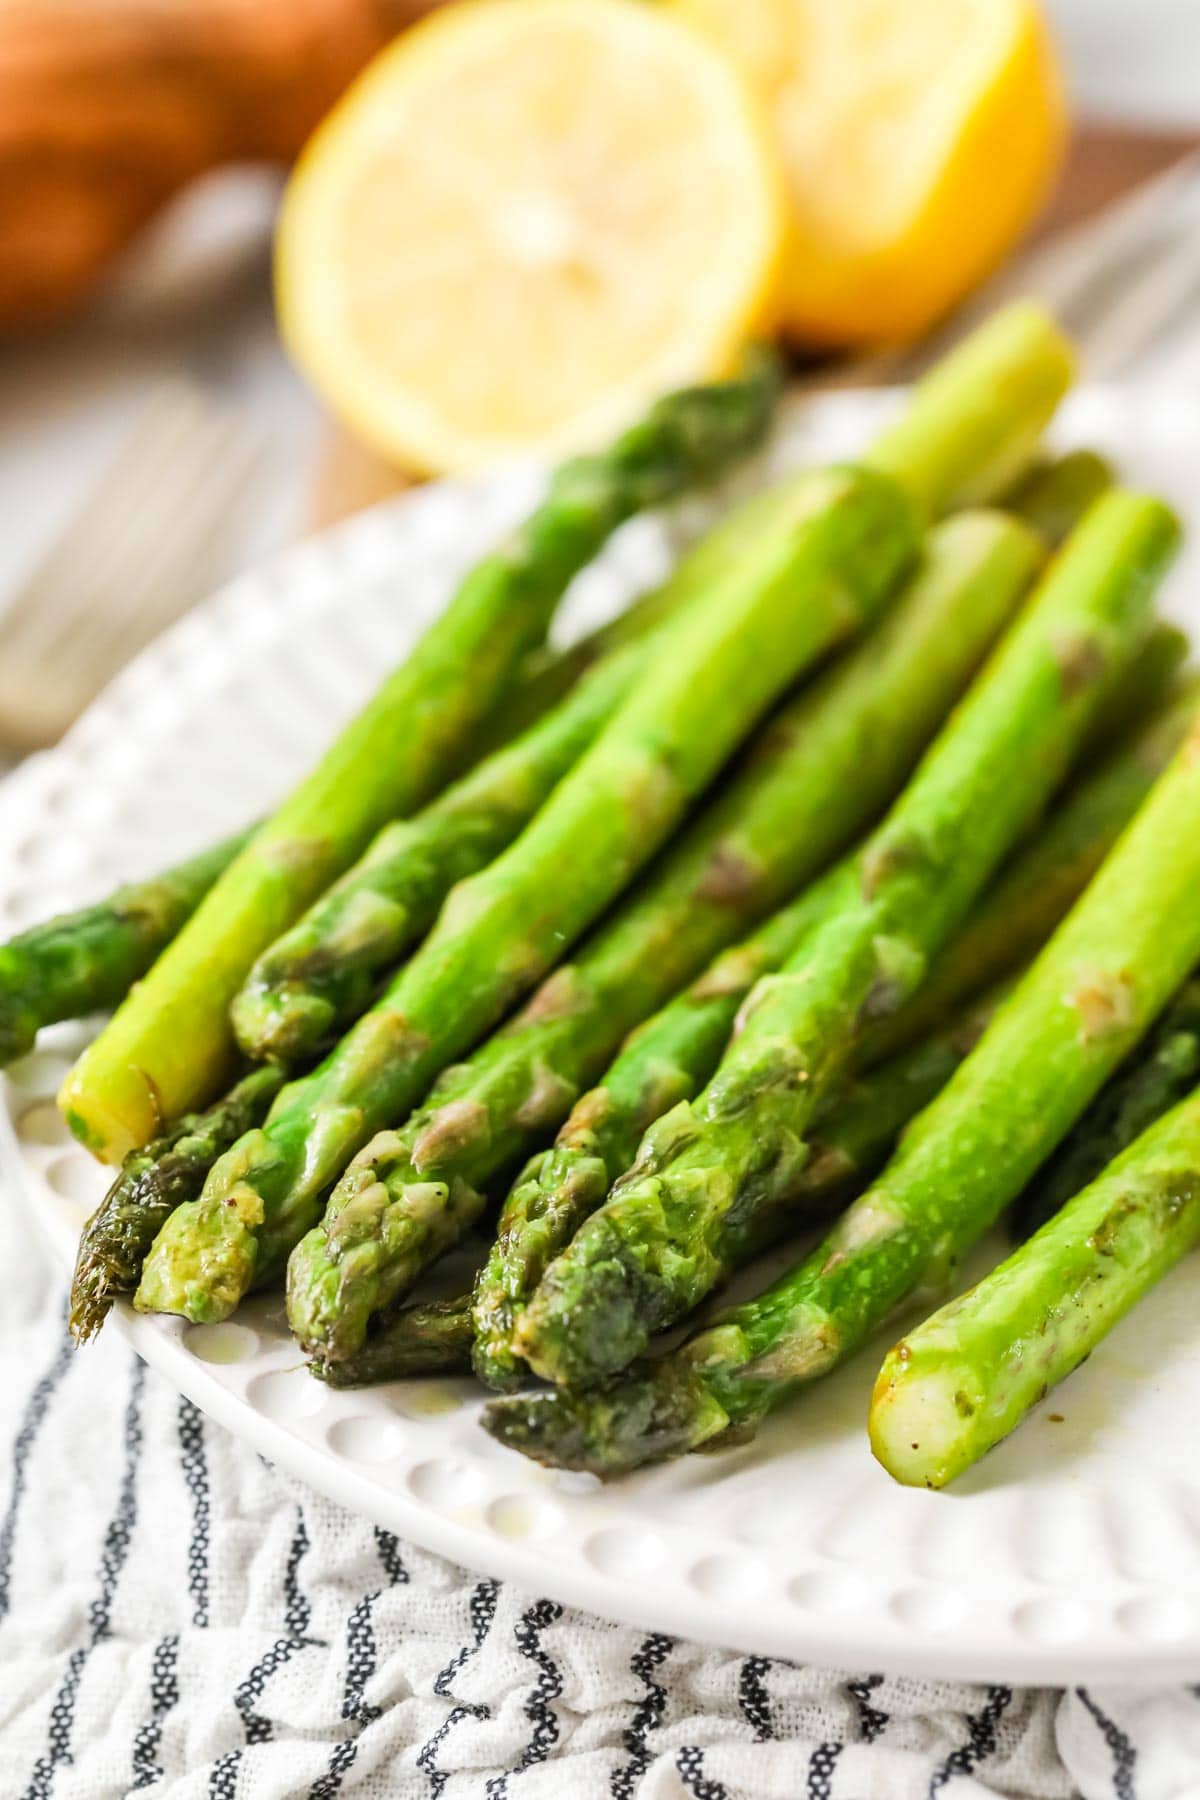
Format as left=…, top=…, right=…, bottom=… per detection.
left=871, top=1084, right=1200, bottom=1488
left=487, top=705, right=1200, bottom=1474
left=791, top=987, right=1005, bottom=1213
left=133, top=306, right=1072, bottom=1327
left=60, top=356, right=782, bottom=1163
left=1002, top=450, right=1114, bottom=548
left=309, top=1295, right=474, bottom=1386
left=287, top=511, right=1041, bottom=1364
left=231, top=638, right=646, bottom=1064
left=515, top=490, right=1178, bottom=1390
left=68, top=1062, right=285, bottom=1343
left=0, top=829, right=251, bottom=1067
left=1014, top=972, right=1200, bottom=1240
left=860, top=675, right=1200, bottom=1065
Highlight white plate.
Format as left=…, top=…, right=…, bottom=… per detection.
left=7, top=389, right=1200, bottom=1687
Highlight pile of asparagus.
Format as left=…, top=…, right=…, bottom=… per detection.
left=8, top=301, right=1200, bottom=1491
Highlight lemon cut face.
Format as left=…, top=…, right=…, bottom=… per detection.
left=676, top=0, right=1066, bottom=346
left=278, top=0, right=786, bottom=474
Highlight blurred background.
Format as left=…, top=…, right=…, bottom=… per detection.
left=0, top=0, right=1196, bottom=760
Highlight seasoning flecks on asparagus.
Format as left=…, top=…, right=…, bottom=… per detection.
left=288, top=509, right=1041, bottom=1365
left=871, top=1083, right=1200, bottom=1489
left=1015, top=971, right=1200, bottom=1240
left=0, top=828, right=252, bottom=1068
left=138, top=459, right=917, bottom=1324
left=60, top=354, right=782, bottom=1162
left=516, top=490, right=1179, bottom=1391
left=69, top=1062, right=285, bottom=1343
left=489, top=706, right=1200, bottom=1475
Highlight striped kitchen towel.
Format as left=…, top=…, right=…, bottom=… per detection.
left=0, top=1179, right=1191, bottom=1800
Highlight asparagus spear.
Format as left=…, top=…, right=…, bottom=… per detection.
left=287, top=510, right=1041, bottom=1363
left=60, top=357, right=782, bottom=1163
left=134, top=306, right=1072, bottom=1326
left=871, top=1085, right=1200, bottom=1488
left=231, top=638, right=644, bottom=1064
left=488, top=704, right=1200, bottom=1474
left=860, top=674, right=1200, bottom=1065
left=68, top=1063, right=285, bottom=1343
left=0, top=829, right=251, bottom=1067
left=516, top=490, right=1178, bottom=1389
left=1014, top=973, right=1200, bottom=1240
left=309, top=1295, right=474, bottom=1386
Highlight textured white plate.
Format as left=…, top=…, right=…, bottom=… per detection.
left=7, top=389, right=1200, bottom=1686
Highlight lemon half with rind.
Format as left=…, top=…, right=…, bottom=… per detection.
left=277, top=0, right=786, bottom=474
left=675, top=0, right=1066, bottom=347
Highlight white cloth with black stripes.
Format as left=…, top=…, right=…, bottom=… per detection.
left=1, top=1194, right=1194, bottom=1800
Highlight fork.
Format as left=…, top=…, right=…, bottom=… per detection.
left=0, top=381, right=263, bottom=751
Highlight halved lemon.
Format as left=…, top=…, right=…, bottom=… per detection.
left=277, top=0, right=786, bottom=474
left=674, top=0, right=1067, bottom=346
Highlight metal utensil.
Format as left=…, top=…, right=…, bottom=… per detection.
left=0, top=381, right=262, bottom=751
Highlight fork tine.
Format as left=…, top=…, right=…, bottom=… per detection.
left=0, top=382, right=263, bottom=747
left=1081, top=228, right=1200, bottom=380
left=1011, top=151, right=1200, bottom=321
left=1, top=388, right=219, bottom=660
left=44, top=419, right=263, bottom=679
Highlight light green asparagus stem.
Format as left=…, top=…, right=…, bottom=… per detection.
left=288, top=512, right=1040, bottom=1366
left=861, top=675, right=1200, bottom=1064
left=231, top=639, right=644, bottom=1064
left=1015, top=971, right=1200, bottom=1240
left=0, top=829, right=251, bottom=1067
left=138, top=465, right=916, bottom=1325
left=61, top=356, right=782, bottom=1162
left=309, top=1295, right=474, bottom=1386
left=861, top=302, right=1074, bottom=518
left=517, top=490, right=1178, bottom=1390
left=871, top=1084, right=1200, bottom=1488
left=135, top=305, right=1074, bottom=1326
left=487, top=705, right=1200, bottom=1474
left=68, top=1063, right=285, bottom=1343
left=791, top=986, right=1005, bottom=1214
